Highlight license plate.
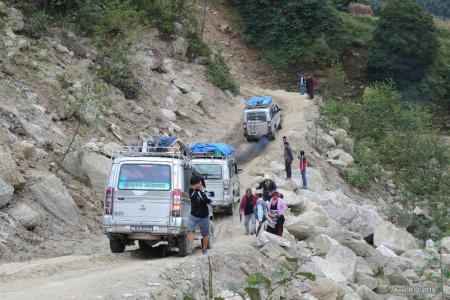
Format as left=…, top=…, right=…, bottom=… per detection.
left=130, top=226, right=153, bottom=232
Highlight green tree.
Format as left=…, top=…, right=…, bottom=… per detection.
left=366, top=0, right=439, bottom=89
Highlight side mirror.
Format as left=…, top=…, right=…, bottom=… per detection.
left=238, top=168, right=244, bottom=174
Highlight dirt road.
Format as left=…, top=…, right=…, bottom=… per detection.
left=0, top=88, right=317, bottom=300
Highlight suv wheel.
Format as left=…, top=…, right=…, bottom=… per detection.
left=178, top=234, right=188, bottom=257
left=110, top=237, right=126, bottom=253
left=225, top=203, right=234, bottom=215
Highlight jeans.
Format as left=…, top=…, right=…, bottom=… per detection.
left=301, top=169, right=307, bottom=188
left=244, top=214, right=256, bottom=233
left=285, top=160, right=292, bottom=179
left=300, top=84, right=305, bottom=95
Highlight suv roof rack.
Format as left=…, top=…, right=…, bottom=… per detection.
left=189, top=151, right=231, bottom=160
left=111, top=138, right=187, bottom=159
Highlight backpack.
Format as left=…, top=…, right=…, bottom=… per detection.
left=244, top=196, right=254, bottom=215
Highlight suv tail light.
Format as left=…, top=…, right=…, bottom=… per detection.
left=171, top=189, right=182, bottom=217
left=224, top=179, right=230, bottom=196
left=105, top=187, right=114, bottom=215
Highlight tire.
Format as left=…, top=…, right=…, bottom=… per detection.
left=177, top=234, right=188, bottom=257
left=278, top=119, right=283, bottom=129
left=110, top=237, right=126, bottom=253
left=246, top=137, right=252, bottom=142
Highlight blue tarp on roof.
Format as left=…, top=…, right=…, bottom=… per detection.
left=246, top=96, right=272, bottom=108
left=154, top=137, right=178, bottom=147
left=189, top=143, right=235, bottom=156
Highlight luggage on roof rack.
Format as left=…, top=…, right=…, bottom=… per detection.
left=246, top=96, right=272, bottom=109
left=188, top=143, right=235, bottom=158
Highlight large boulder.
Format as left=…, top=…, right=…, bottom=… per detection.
left=343, top=292, right=362, bottom=300
left=356, top=272, right=378, bottom=290
left=300, top=256, right=347, bottom=283
left=101, top=142, right=122, bottom=157
left=330, top=128, right=347, bottom=144
left=383, top=264, right=410, bottom=286
left=285, top=220, right=314, bottom=240
left=269, top=161, right=285, bottom=175
left=7, top=202, right=43, bottom=229
left=441, top=236, right=450, bottom=254
left=325, top=243, right=357, bottom=283
left=0, top=151, right=25, bottom=189
left=0, top=179, right=14, bottom=208
left=29, top=174, right=85, bottom=229
left=314, top=234, right=339, bottom=253
left=400, top=249, right=431, bottom=269
left=62, top=151, right=111, bottom=195
left=373, top=222, right=418, bottom=255
left=356, top=256, right=375, bottom=276
left=356, top=285, right=383, bottom=300
left=6, top=7, right=24, bottom=32
left=327, top=149, right=344, bottom=160
left=376, top=245, right=398, bottom=257
left=338, top=151, right=355, bottom=167
left=316, top=134, right=336, bottom=153
left=343, top=239, right=376, bottom=258
left=160, top=108, right=177, bottom=121
left=172, top=37, right=189, bottom=61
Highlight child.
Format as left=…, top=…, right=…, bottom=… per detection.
left=254, top=190, right=267, bottom=234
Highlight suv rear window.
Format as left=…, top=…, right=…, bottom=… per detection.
left=118, top=164, right=171, bottom=190
left=246, top=112, right=267, bottom=121
left=194, top=164, right=222, bottom=180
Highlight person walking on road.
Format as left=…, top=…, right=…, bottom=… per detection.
left=268, top=191, right=286, bottom=237
left=299, top=150, right=308, bottom=189
left=255, top=189, right=267, bottom=235
left=284, top=141, right=294, bottom=180
left=187, top=175, right=211, bottom=255
left=298, top=74, right=306, bottom=95
left=239, top=188, right=257, bottom=235
left=256, top=175, right=277, bottom=201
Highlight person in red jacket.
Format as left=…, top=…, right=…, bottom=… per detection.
left=299, top=150, right=308, bottom=189
left=239, top=188, right=257, bottom=235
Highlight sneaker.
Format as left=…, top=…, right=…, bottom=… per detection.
left=202, top=249, right=208, bottom=256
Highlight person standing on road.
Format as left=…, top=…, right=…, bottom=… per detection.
left=298, top=74, right=306, bottom=95
left=187, top=175, right=211, bottom=255
left=308, top=74, right=317, bottom=100
left=269, top=191, right=286, bottom=237
left=284, top=141, right=294, bottom=180
left=305, top=76, right=312, bottom=99
left=239, top=188, right=257, bottom=235
left=299, top=150, right=308, bottom=189
left=256, top=175, right=277, bottom=201
left=255, top=189, right=267, bottom=235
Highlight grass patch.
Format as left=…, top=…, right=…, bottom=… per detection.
left=205, top=56, right=240, bottom=94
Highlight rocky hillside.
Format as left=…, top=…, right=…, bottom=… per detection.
left=0, top=2, right=248, bottom=261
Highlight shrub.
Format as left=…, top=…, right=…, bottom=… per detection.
left=22, top=13, right=51, bottom=38
left=367, top=0, right=439, bottom=89
left=205, top=56, right=240, bottom=94
left=187, top=32, right=211, bottom=58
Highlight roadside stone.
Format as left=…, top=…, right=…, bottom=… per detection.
left=314, top=234, right=339, bottom=253
left=356, top=256, right=375, bottom=276
left=62, top=150, right=111, bottom=196
left=327, top=159, right=348, bottom=168
left=0, top=151, right=25, bottom=189
left=101, top=142, right=122, bottom=157
left=325, top=243, right=357, bottom=283
left=376, top=245, right=398, bottom=257
left=317, top=134, right=336, bottom=153
left=160, top=108, right=177, bottom=121
left=383, top=264, right=410, bottom=285
left=310, top=277, right=339, bottom=300
left=29, top=174, right=85, bottom=229
left=172, top=37, right=189, bottom=61
left=0, top=179, right=14, bottom=208
left=330, top=128, right=347, bottom=144
left=173, top=79, right=192, bottom=93
left=300, top=256, right=347, bottom=283
left=343, top=292, right=362, bottom=300
left=54, top=43, right=70, bottom=54
left=7, top=202, right=43, bottom=229
left=327, top=149, right=344, bottom=160
left=285, top=220, right=314, bottom=240
left=441, top=236, right=450, bottom=254
left=374, top=221, right=418, bottom=255
left=357, top=285, right=383, bottom=300
left=400, top=249, right=431, bottom=269
left=134, top=106, right=144, bottom=114
left=70, top=191, right=86, bottom=208
left=343, top=239, right=376, bottom=258
left=338, top=151, right=355, bottom=166
left=188, top=91, right=203, bottom=105
left=356, top=272, right=378, bottom=290
left=6, top=7, right=24, bottom=32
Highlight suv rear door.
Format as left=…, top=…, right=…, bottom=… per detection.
left=194, top=162, right=224, bottom=205
left=246, top=111, right=268, bottom=135
left=112, top=162, right=173, bottom=226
